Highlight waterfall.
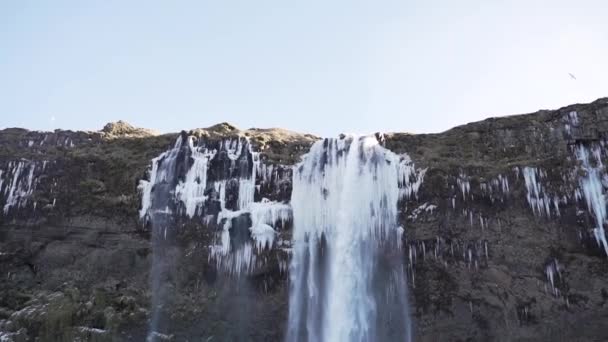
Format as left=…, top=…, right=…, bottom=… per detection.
left=139, top=134, right=187, bottom=342
left=139, top=132, right=420, bottom=341
left=139, top=132, right=293, bottom=341
left=287, top=135, right=414, bottom=342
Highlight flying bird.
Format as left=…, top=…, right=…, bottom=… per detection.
left=568, top=73, right=577, bottom=80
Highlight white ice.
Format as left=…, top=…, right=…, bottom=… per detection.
left=2, top=160, right=40, bottom=214
left=576, top=144, right=608, bottom=255
left=522, top=166, right=552, bottom=217
left=250, top=223, right=277, bottom=251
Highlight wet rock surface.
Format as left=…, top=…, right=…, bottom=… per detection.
left=1, top=99, right=608, bottom=341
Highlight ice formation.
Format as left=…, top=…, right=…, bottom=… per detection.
left=480, top=174, right=510, bottom=203
left=575, top=144, right=608, bottom=255
left=406, top=237, right=490, bottom=284
left=1, top=160, right=45, bottom=215
left=457, top=172, right=471, bottom=200
left=287, top=135, right=413, bottom=342
left=408, top=202, right=437, bottom=221
left=248, top=198, right=291, bottom=238
left=545, top=259, right=561, bottom=297
left=138, top=136, right=183, bottom=219
left=562, top=111, right=580, bottom=137
left=209, top=198, right=291, bottom=274
left=522, top=167, right=553, bottom=217
left=139, top=134, right=292, bottom=275
left=398, top=154, right=427, bottom=199
left=140, top=133, right=297, bottom=339
left=174, top=137, right=217, bottom=217
left=250, top=223, right=277, bottom=251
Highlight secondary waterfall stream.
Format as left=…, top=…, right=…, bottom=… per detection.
left=287, top=136, right=413, bottom=342
left=139, top=132, right=421, bottom=341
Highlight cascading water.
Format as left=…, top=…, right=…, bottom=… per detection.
left=287, top=135, right=415, bottom=342
left=139, top=131, right=293, bottom=341
left=139, top=134, right=188, bottom=342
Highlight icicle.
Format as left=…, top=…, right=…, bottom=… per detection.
left=250, top=223, right=277, bottom=251
left=522, top=166, right=553, bottom=217
left=3, top=160, right=40, bottom=214
left=175, top=136, right=216, bottom=217
left=398, top=155, right=426, bottom=199
left=576, top=144, right=608, bottom=255
left=484, top=241, right=488, bottom=260
left=545, top=259, right=561, bottom=297
left=140, top=134, right=294, bottom=276
left=422, top=241, right=426, bottom=260
left=457, top=172, right=471, bottom=200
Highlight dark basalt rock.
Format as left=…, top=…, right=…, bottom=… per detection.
left=1, top=99, right=608, bottom=341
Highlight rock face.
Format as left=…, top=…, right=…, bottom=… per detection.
left=1, top=99, right=608, bottom=341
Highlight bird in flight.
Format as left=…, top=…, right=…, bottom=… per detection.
left=568, top=73, right=577, bottom=80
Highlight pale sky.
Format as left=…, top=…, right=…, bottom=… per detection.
left=1, top=0, right=607, bottom=137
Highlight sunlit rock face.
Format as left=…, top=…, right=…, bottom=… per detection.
left=2, top=99, right=608, bottom=341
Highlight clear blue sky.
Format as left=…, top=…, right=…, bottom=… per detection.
left=1, top=0, right=607, bottom=137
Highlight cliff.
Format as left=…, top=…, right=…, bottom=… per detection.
left=1, top=98, right=607, bottom=341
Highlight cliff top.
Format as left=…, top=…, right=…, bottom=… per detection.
left=1, top=97, right=607, bottom=167
left=101, top=120, right=159, bottom=138
left=2, top=97, right=607, bottom=139
left=189, top=122, right=317, bottom=142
